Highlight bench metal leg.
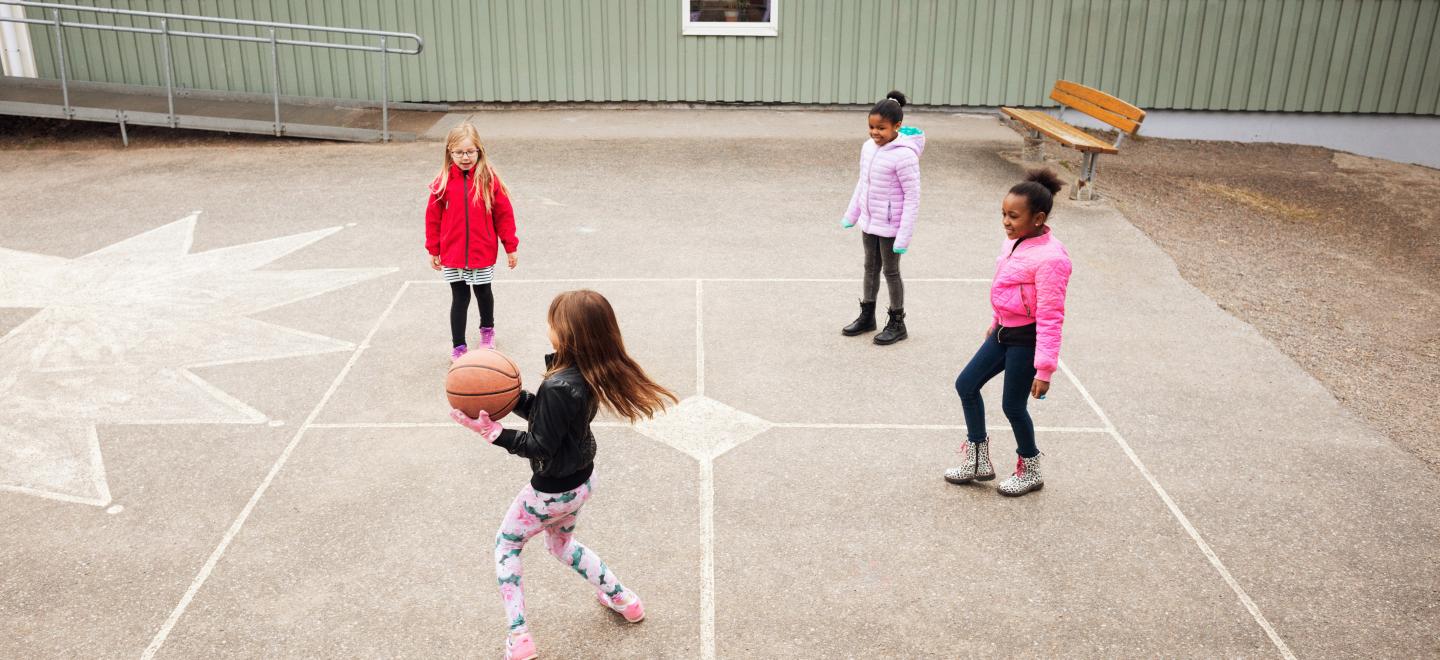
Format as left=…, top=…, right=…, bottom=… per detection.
left=1072, top=152, right=1099, bottom=201
left=1022, top=129, right=1044, bottom=162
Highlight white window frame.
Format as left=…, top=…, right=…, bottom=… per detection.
left=682, top=0, right=779, bottom=37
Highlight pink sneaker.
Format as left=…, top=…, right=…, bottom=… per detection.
left=597, top=590, right=645, bottom=623
left=450, top=344, right=468, bottom=362
left=504, top=631, right=537, bottom=660
left=479, top=326, right=496, bottom=350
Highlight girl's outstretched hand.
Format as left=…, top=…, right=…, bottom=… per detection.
left=1031, top=379, right=1050, bottom=400
left=451, top=408, right=504, bottom=443
left=507, top=252, right=518, bottom=269
left=430, top=255, right=442, bottom=271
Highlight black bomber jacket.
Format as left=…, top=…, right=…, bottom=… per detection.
left=494, top=354, right=598, bottom=493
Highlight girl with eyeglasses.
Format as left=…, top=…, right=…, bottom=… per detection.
left=426, top=122, right=520, bottom=359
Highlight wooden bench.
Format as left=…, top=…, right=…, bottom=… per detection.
left=1001, top=80, right=1146, bottom=200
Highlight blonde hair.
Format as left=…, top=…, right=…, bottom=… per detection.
left=433, top=122, right=508, bottom=212
left=546, top=290, right=677, bottom=423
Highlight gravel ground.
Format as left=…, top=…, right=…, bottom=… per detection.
left=7, top=115, right=1436, bottom=471
left=1044, top=134, right=1440, bottom=471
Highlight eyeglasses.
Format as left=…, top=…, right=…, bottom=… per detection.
left=450, top=150, right=480, bottom=158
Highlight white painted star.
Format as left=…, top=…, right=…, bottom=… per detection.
left=0, top=213, right=394, bottom=506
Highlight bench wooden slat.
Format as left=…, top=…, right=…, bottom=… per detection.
left=1054, top=80, right=1146, bottom=121
left=1051, top=80, right=1145, bottom=134
left=1050, top=89, right=1143, bottom=134
left=1000, top=107, right=1119, bottom=154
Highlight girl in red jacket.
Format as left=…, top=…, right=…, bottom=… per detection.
left=426, top=122, right=519, bottom=360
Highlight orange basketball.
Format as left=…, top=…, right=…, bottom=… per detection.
left=446, top=349, right=523, bottom=421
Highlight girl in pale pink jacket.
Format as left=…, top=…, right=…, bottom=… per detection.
left=840, top=90, right=925, bottom=346
left=945, top=170, right=1073, bottom=497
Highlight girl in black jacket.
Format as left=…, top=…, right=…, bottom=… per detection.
left=451, top=289, right=675, bottom=660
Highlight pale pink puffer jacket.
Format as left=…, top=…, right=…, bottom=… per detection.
left=843, top=127, right=924, bottom=249
left=989, top=228, right=1073, bottom=382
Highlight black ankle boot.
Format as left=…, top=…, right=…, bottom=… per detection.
left=842, top=301, right=878, bottom=336
left=873, top=308, right=907, bottom=345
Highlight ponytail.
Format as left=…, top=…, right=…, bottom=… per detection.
left=1009, top=169, right=1065, bottom=216
left=869, top=89, right=907, bottom=124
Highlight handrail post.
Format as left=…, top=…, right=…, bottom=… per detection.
left=160, top=18, right=175, bottom=127
left=379, top=35, right=389, bottom=142
left=268, top=27, right=280, bottom=136
left=50, top=8, right=70, bottom=118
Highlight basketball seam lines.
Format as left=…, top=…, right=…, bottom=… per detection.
left=446, top=385, right=523, bottom=397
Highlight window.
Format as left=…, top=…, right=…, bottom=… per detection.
left=683, top=0, right=778, bottom=37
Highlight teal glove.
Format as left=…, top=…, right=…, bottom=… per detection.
left=840, top=218, right=855, bottom=229
left=893, top=247, right=907, bottom=254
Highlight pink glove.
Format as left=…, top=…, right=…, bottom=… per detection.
left=450, top=409, right=503, bottom=443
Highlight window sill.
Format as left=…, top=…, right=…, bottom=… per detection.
left=682, top=24, right=778, bottom=37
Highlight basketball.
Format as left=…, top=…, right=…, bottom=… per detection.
left=446, top=350, right=523, bottom=421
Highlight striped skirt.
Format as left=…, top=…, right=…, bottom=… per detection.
left=441, top=266, right=495, bottom=286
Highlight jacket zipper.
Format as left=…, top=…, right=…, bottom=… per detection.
left=462, top=169, right=471, bottom=269
left=1005, top=237, right=1033, bottom=317
left=865, top=145, right=884, bottom=220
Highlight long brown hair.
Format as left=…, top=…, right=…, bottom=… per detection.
left=433, top=122, right=508, bottom=213
left=546, top=290, right=677, bottom=423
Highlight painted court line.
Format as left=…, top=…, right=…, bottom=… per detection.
left=142, top=282, right=414, bottom=660
left=406, top=277, right=989, bottom=284
left=696, top=280, right=706, bottom=397
left=770, top=422, right=1108, bottom=433
left=307, top=420, right=631, bottom=430
left=304, top=421, right=1106, bottom=433
left=1058, top=360, right=1297, bottom=660
left=698, top=461, right=717, bottom=660
left=695, top=279, right=716, bottom=660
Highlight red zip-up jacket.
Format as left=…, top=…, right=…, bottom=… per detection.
left=425, top=164, right=518, bottom=269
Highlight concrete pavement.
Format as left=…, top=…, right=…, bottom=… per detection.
left=1, top=109, right=1436, bottom=658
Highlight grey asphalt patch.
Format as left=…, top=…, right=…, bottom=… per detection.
left=714, top=428, right=1275, bottom=658
left=153, top=427, right=701, bottom=659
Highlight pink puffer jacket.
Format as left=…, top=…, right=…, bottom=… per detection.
left=843, top=127, right=924, bottom=249
left=989, top=228, right=1073, bottom=382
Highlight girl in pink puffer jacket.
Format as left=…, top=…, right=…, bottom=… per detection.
left=945, top=170, right=1073, bottom=498
left=840, top=90, right=925, bottom=346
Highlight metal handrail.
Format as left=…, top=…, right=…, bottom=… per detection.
left=0, top=0, right=424, bottom=141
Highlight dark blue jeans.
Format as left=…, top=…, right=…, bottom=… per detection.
left=954, top=332, right=1038, bottom=458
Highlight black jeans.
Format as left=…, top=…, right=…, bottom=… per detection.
left=954, top=331, right=1038, bottom=458
left=861, top=232, right=903, bottom=309
left=450, top=282, right=494, bottom=347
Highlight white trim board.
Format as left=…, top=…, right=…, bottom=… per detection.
left=0, top=5, right=38, bottom=78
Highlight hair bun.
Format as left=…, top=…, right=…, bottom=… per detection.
left=885, top=90, right=908, bottom=107
left=1025, top=168, right=1064, bottom=195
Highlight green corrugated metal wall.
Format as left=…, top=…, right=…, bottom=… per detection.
left=19, top=0, right=1440, bottom=114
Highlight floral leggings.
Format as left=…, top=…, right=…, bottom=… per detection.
left=494, top=478, right=629, bottom=633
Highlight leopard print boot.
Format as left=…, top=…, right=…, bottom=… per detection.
left=944, top=438, right=995, bottom=484
left=998, top=454, right=1044, bottom=497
